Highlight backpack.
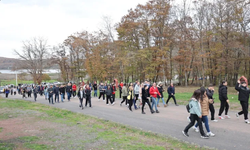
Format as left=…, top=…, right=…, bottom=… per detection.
left=186, top=100, right=193, bottom=113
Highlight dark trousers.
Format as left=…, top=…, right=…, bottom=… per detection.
left=166, top=95, right=177, bottom=104
left=238, top=101, right=249, bottom=120
left=209, top=103, right=215, bottom=120
left=112, top=94, right=115, bottom=102
left=128, top=99, right=133, bottom=111
left=121, top=96, right=127, bottom=105
left=184, top=114, right=206, bottom=136
left=49, top=94, right=54, bottom=104
left=79, top=98, right=84, bottom=108
left=119, top=90, right=122, bottom=98
left=73, top=91, right=76, bottom=97
left=218, top=101, right=229, bottom=116
left=54, top=94, right=59, bottom=102
left=99, top=92, right=105, bottom=100
left=85, top=95, right=91, bottom=107
left=28, top=91, right=31, bottom=97
left=142, top=98, right=152, bottom=112
left=5, top=93, right=9, bottom=98
left=106, top=95, right=113, bottom=104
left=34, top=93, right=37, bottom=101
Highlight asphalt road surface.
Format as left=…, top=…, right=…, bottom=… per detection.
left=5, top=94, right=250, bottom=150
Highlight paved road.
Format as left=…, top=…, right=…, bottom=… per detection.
left=6, top=94, right=250, bottom=150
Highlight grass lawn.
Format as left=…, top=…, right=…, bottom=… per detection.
left=0, top=98, right=213, bottom=150
left=0, top=80, right=58, bottom=86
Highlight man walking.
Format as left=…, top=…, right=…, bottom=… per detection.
left=166, top=83, right=178, bottom=106
left=66, top=83, right=72, bottom=101
left=235, top=80, right=250, bottom=124
left=54, top=84, right=60, bottom=103
left=206, top=84, right=218, bottom=122
left=93, top=81, right=98, bottom=97
left=48, top=85, right=54, bottom=104
left=98, top=83, right=105, bottom=101
left=33, top=85, right=38, bottom=101
left=218, top=81, right=230, bottom=119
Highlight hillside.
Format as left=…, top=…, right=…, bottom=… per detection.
left=0, top=57, right=21, bottom=69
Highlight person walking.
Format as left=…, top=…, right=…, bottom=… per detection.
left=72, top=83, right=77, bottom=98
left=44, top=86, right=48, bottom=100
left=111, top=83, right=116, bottom=103
left=48, top=85, right=54, bottom=104
left=85, top=85, right=92, bottom=107
left=218, top=81, right=230, bottom=119
left=66, top=83, right=72, bottom=101
left=5, top=88, right=10, bottom=98
left=206, top=84, right=218, bottom=122
left=235, top=80, right=250, bottom=124
left=54, top=84, right=60, bottom=103
left=120, top=83, right=128, bottom=106
left=182, top=89, right=209, bottom=139
left=193, top=87, right=215, bottom=137
left=93, top=81, right=98, bottom=97
left=59, top=85, right=65, bottom=102
left=149, top=83, right=161, bottom=113
left=127, top=85, right=134, bottom=111
left=166, top=83, right=178, bottom=106
left=98, top=83, right=105, bottom=101
left=106, top=85, right=114, bottom=105
left=33, top=85, right=38, bottom=101
left=27, top=85, right=32, bottom=98
left=142, top=85, right=154, bottom=114
left=157, top=83, right=167, bottom=107
left=119, top=82, right=124, bottom=98
left=77, top=87, right=85, bottom=109
left=134, top=82, right=140, bottom=109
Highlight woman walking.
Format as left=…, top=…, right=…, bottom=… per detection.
left=218, top=81, right=230, bottom=119
left=149, top=83, right=161, bottom=113
left=193, top=87, right=215, bottom=137
left=142, top=85, right=154, bottom=114
left=77, top=87, right=85, bottom=109
left=85, top=85, right=92, bottom=107
left=182, top=89, right=209, bottom=139
left=120, top=83, right=128, bottom=106
left=127, top=85, right=134, bottom=111
left=106, top=85, right=114, bottom=105
left=157, top=83, right=167, bottom=107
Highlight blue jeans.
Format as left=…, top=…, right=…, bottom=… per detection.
left=54, top=94, right=59, bottom=102
left=133, top=98, right=137, bottom=109
left=195, top=115, right=210, bottom=132
left=94, top=90, right=97, bottom=97
left=61, top=93, right=64, bottom=102
left=157, top=97, right=165, bottom=105
left=151, top=97, right=158, bottom=111
left=44, top=92, right=48, bottom=99
left=67, top=92, right=71, bottom=101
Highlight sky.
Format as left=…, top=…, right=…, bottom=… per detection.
left=0, top=0, right=149, bottom=58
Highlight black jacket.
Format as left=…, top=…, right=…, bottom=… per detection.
left=157, top=86, right=164, bottom=98
left=48, top=87, right=54, bottom=96
left=59, top=87, right=65, bottom=94
left=142, top=88, right=149, bottom=100
left=93, top=84, right=97, bottom=90
left=235, top=83, right=250, bottom=102
left=77, top=90, right=85, bottom=99
left=66, top=86, right=72, bottom=93
left=106, top=88, right=112, bottom=96
left=53, top=87, right=59, bottom=95
left=219, top=85, right=228, bottom=101
left=206, top=88, right=214, bottom=99
left=85, top=88, right=91, bottom=96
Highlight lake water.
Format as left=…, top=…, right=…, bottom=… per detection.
left=0, top=69, right=60, bottom=74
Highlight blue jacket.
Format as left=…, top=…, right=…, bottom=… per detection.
left=167, top=86, right=175, bottom=95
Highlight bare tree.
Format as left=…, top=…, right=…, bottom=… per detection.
left=14, top=37, right=51, bottom=84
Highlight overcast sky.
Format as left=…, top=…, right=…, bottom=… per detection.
left=0, top=0, right=150, bottom=58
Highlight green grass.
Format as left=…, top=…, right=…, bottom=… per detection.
left=0, top=98, right=213, bottom=150
left=0, top=80, right=58, bottom=86
left=0, top=127, right=2, bottom=133
left=0, top=143, right=15, bottom=150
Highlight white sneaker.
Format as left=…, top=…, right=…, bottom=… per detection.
left=236, top=113, right=239, bottom=118
left=98, top=99, right=100, bottom=101
left=106, top=104, right=109, bottom=106
left=207, top=132, right=215, bottom=137
left=245, top=120, right=250, bottom=124
left=192, top=126, right=199, bottom=132
left=112, top=103, right=115, bottom=106
left=212, top=119, right=218, bottom=122
left=218, top=116, right=224, bottom=120
left=225, top=115, right=231, bottom=119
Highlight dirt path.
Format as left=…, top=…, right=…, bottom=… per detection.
left=5, top=94, right=250, bottom=150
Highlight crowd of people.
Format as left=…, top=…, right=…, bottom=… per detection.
left=3, top=76, right=250, bottom=140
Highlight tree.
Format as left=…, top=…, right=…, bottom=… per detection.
left=42, top=74, right=51, bottom=82
left=14, top=37, right=51, bottom=84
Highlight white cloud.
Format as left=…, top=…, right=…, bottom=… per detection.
left=0, top=0, right=149, bottom=58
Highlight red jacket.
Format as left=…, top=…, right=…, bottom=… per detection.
left=120, top=83, right=124, bottom=88
left=72, top=84, right=77, bottom=91
left=149, top=86, right=161, bottom=98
